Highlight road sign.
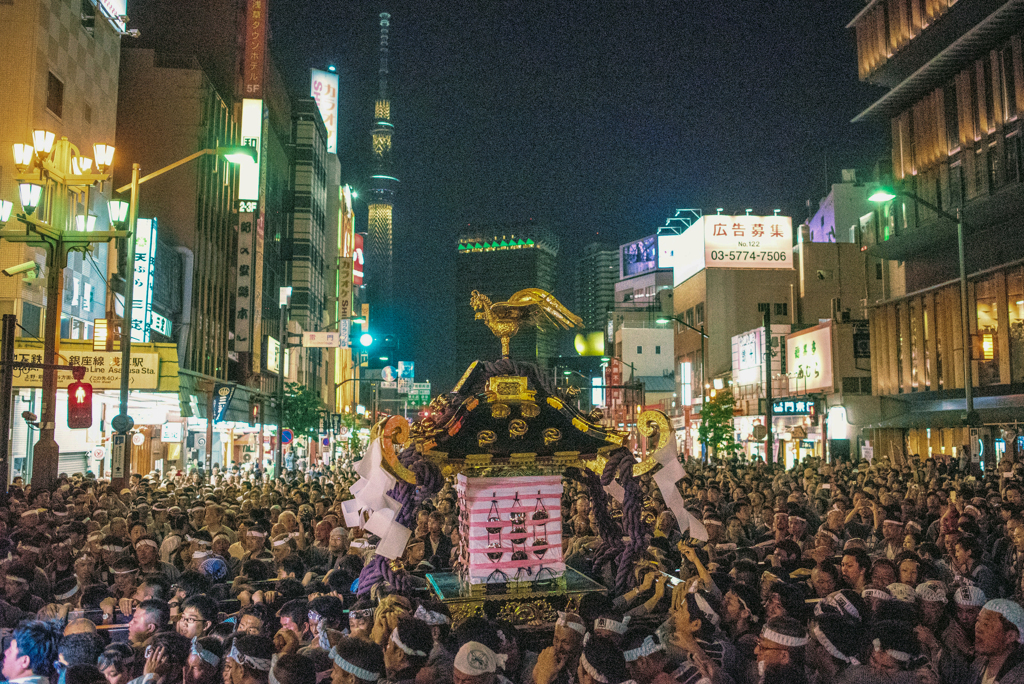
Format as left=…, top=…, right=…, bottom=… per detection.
left=281, top=428, right=294, bottom=445
left=111, top=434, right=126, bottom=478
left=381, top=366, right=397, bottom=382
left=303, top=331, right=342, bottom=348
left=132, top=433, right=145, bottom=446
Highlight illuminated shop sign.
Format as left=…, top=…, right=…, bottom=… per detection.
left=311, top=69, right=339, bottom=154
left=787, top=322, right=833, bottom=393
left=131, top=218, right=156, bottom=343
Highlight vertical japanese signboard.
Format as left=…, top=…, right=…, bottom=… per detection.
left=243, top=0, right=267, bottom=97
left=311, top=69, right=339, bottom=154
left=235, top=99, right=263, bottom=356
left=131, top=218, right=156, bottom=343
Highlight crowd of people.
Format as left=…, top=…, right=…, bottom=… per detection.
left=2, top=451, right=1024, bottom=684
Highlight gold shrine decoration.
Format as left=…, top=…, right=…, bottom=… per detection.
left=487, top=376, right=536, bottom=402
left=375, top=415, right=417, bottom=484
left=470, top=288, right=582, bottom=358
left=633, top=410, right=671, bottom=475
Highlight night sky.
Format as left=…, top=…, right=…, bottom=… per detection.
left=269, top=1, right=889, bottom=392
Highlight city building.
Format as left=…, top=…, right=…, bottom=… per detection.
left=0, top=0, right=120, bottom=353
left=598, top=235, right=675, bottom=430
left=848, top=0, right=1024, bottom=464
left=574, top=242, right=618, bottom=330
left=455, top=225, right=559, bottom=371
left=366, top=12, right=399, bottom=333
left=284, top=96, right=332, bottom=399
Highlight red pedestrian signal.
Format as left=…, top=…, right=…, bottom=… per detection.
left=67, top=381, right=93, bottom=429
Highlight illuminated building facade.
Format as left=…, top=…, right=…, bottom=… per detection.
left=455, top=225, right=559, bottom=371
left=849, top=0, right=1024, bottom=463
left=367, top=12, right=399, bottom=330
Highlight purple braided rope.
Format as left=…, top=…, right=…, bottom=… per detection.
left=597, top=448, right=649, bottom=594
left=356, top=446, right=443, bottom=596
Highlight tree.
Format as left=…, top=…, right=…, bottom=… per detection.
left=282, top=382, right=326, bottom=438
left=698, top=389, right=741, bottom=460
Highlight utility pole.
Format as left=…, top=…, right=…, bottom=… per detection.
left=0, top=315, right=16, bottom=497
left=764, top=307, right=774, bottom=464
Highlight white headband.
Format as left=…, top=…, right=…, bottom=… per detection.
left=390, top=630, right=426, bottom=657
left=702, top=519, right=723, bottom=527
left=103, top=545, right=126, bottom=553
left=761, top=627, right=808, bottom=647
left=623, top=635, right=663, bottom=663
left=811, top=624, right=859, bottom=665
left=192, top=551, right=211, bottom=560
left=872, top=638, right=911, bottom=662
left=788, top=516, right=807, bottom=523
left=693, top=592, right=721, bottom=626
left=113, top=567, right=139, bottom=575
left=228, top=644, right=272, bottom=671
left=55, top=583, right=80, bottom=600
left=454, top=642, right=507, bottom=676
left=136, top=540, right=159, bottom=550
left=414, top=605, right=450, bottom=626
left=579, top=653, right=607, bottom=683
left=192, top=637, right=220, bottom=667
left=556, top=612, right=586, bottom=635
left=272, top=538, right=291, bottom=547
left=328, top=646, right=380, bottom=682
left=247, top=531, right=268, bottom=538
left=594, top=616, right=630, bottom=634
left=862, top=588, right=891, bottom=601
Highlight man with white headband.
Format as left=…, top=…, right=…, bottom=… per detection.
left=327, top=636, right=385, bottom=684
left=453, top=641, right=507, bottom=684
left=621, top=630, right=671, bottom=684
left=4, top=564, right=43, bottom=614
left=974, top=599, right=1024, bottom=684
left=534, top=612, right=585, bottom=684
left=225, top=634, right=275, bottom=684
left=755, top=617, right=808, bottom=684
left=383, top=618, right=432, bottom=684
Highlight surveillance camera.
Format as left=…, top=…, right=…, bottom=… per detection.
left=3, top=261, right=39, bottom=277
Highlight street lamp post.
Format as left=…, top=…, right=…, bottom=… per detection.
left=1, top=133, right=125, bottom=491
left=107, top=146, right=256, bottom=490
left=277, top=287, right=291, bottom=478
left=657, top=315, right=709, bottom=458
left=869, top=187, right=977, bottom=426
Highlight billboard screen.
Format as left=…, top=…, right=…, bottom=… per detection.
left=311, top=69, right=339, bottom=154
left=620, top=235, right=658, bottom=278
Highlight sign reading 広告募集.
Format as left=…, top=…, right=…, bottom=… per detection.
left=10, top=349, right=160, bottom=390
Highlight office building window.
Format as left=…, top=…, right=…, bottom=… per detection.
left=636, top=345, right=643, bottom=354
left=46, top=72, right=63, bottom=118
left=774, top=302, right=788, bottom=317
left=757, top=303, right=769, bottom=313
left=695, top=303, right=704, bottom=325
left=655, top=345, right=661, bottom=354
